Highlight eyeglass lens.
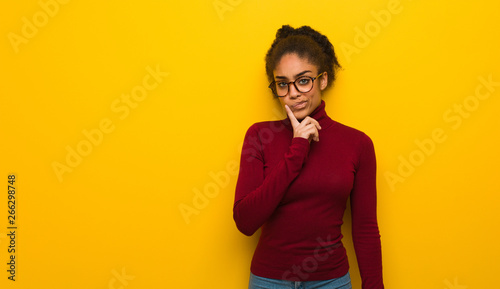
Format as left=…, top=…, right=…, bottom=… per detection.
left=274, top=77, right=313, bottom=97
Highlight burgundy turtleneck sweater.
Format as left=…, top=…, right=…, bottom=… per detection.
left=233, top=100, right=384, bottom=288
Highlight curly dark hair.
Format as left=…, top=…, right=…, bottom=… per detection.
left=265, top=25, right=342, bottom=89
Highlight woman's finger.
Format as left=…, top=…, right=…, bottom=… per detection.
left=284, top=105, right=300, bottom=128
left=301, top=116, right=321, bottom=131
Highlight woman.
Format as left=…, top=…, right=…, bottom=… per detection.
left=233, top=25, right=384, bottom=289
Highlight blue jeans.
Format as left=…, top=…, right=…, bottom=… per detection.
left=249, top=271, right=351, bottom=289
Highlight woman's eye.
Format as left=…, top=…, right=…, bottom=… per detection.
left=277, top=82, right=288, bottom=88
left=297, top=78, right=310, bottom=85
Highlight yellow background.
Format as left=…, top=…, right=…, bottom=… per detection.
left=1, top=0, right=499, bottom=288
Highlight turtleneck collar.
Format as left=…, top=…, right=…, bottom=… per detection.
left=282, top=100, right=335, bottom=131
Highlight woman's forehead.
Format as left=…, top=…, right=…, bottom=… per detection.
left=274, top=53, right=318, bottom=78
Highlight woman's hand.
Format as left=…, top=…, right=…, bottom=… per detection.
left=285, top=105, right=321, bottom=143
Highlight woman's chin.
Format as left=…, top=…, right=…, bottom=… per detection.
left=294, top=113, right=307, bottom=121
left=293, top=109, right=309, bottom=121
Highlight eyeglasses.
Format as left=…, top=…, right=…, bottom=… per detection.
left=268, top=72, right=324, bottom=97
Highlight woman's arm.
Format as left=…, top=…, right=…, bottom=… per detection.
left=233, top=123, right=310, bottom=236
left=350, top=134, right=384, bottom=289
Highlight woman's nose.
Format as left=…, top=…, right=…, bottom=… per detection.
left=287, top=83, right=300, bottom=99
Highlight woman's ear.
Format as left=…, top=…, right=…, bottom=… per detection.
left=320, top=72, right=328, bottom=90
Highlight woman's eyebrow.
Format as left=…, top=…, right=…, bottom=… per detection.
left=275, top=70, right=313, bottom=80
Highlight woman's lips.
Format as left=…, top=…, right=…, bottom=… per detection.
left=293, top=101, right=307, bottom=110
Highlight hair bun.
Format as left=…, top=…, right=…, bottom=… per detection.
left=275, top=25, right=296, bottom=39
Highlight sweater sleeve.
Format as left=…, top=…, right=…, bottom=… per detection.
left=233, top=123, right=309, bottom=236
left=350, top=134, right=384, bottom=289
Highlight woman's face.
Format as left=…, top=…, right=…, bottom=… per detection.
left=273, top=53, right=328, bottom=120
